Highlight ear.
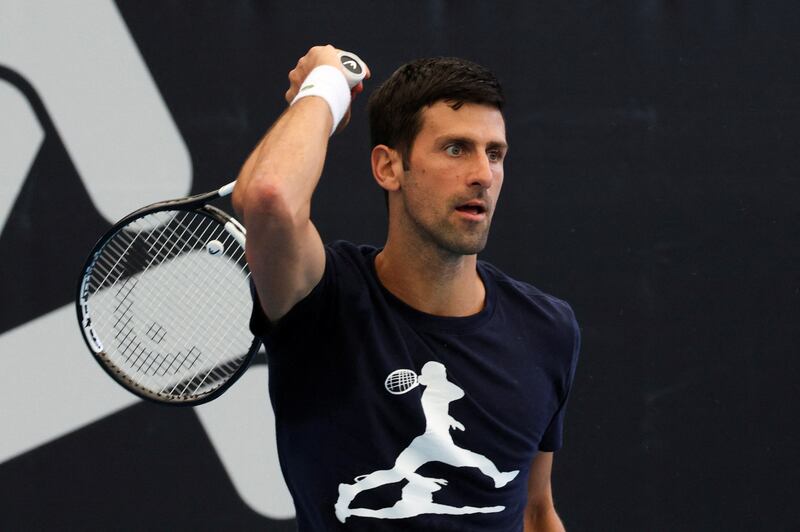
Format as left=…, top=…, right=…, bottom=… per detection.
left=371, top=145, right=403, bottom=192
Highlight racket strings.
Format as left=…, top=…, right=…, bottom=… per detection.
left=92, top=211, right=199, bottom=365
left=151, top=229, right=250, bottom=396
left=84, top=209, right=253, bottom=401
left=128, top=214, right=218, bottom=357
left=90, top=207, right=194, bottom=293
left=93, top=210, right=209, bottom=292
left=100, top=212, right=207, bottom=375
left=131, top=213, right=248, bottom=389
left=131, top=222, right=248, bottom=396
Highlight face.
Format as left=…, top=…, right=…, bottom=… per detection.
left=396, top=101, right=507, bottom=257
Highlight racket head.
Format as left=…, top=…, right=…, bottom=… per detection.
left=384, top=369, right=419, bottom=395
left=76, top=202, right=259, bottom=406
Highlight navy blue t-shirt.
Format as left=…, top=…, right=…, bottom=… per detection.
left=250, top=241, right=580, bottom=531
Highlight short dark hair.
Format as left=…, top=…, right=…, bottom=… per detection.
left=368, top=57, right=505, bottom=165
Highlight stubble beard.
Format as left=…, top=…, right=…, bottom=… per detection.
left=402, top=195, right=493, bottom=258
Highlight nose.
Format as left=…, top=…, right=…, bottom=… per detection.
left=469, top=152, right=495, bottom=189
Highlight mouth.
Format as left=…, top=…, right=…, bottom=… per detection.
left=454, top=201, right=488, bottom=220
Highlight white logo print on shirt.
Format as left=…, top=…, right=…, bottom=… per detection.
left=334, top=361, right=519, bottom=523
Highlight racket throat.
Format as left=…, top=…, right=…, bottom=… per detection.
left=224, top=220, right=246, bottom=248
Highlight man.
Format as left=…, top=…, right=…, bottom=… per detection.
left=232, top=45, right=579, bottom=531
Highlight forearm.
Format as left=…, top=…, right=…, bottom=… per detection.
left=232, top=96, right=332, bottom=225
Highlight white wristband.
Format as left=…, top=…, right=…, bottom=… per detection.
left=290, top=65, right=351, bottom=136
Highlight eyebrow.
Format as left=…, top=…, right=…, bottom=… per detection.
left=436, top=135, right=508, bottom=150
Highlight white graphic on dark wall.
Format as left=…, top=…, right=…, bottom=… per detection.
left=334, top=361, right=519, bottom=523
left=0, top=0, right=292, bottom=520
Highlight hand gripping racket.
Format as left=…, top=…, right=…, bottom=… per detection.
left=76, top=51, right=367, bottom=405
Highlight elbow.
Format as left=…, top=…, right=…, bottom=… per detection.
left=238, top=176, right=295, bottom=227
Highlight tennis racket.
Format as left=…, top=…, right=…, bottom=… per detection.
left=76, top=51, right=367, bottom=405
left=384, top=369, right=420, bottom=395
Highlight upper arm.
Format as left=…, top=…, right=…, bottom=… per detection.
left=524, top=452, right=564, bottom=532
left=527, top=451, right=555, bottom=510
left=244, top=197, right=325, bottom=322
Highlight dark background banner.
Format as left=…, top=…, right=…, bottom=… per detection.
left=1, top=1, right=798, bottom=530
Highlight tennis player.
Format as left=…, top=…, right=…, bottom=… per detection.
left=233, top=45, right=580, bottom=531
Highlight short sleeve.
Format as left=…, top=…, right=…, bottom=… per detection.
left=538, top=305, right=581, bottom=451
left=248, top=245, right=338, bottom=341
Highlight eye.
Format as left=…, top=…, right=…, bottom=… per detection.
left=487, top=149, right=504, bottom=162
left=445, top=144, right=463, bottom=157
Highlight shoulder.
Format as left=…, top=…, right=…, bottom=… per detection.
left=481, top=261, right=581, bottom=385
left=256, top=241, right=378, bottom=340
left=480, top=261, right=577, bottom=324
left=325, top=240, right=377, bottom=260
left=323, top=240, right=378, bottom=278
left=480, top=261, right=580, bottom=355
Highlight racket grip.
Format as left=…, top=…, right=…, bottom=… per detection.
left=338, top=51, right=367, bottom=88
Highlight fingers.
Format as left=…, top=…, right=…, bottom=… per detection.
left=284, top=45, right=369, bottom=136
left=285, top=45, right=369, bottom=104
left=284, top=45, right=342, bottom=103
left=285, top=66, right=303, bottom=103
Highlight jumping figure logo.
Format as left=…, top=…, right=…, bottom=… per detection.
left=334, top=361, right=519, bottom=523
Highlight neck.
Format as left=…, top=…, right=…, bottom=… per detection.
left=375, top=237, right=486, bottom=317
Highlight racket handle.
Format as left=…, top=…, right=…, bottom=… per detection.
left=338, top=51, right=367, bottom=88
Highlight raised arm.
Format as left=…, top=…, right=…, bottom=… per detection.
left=232, top=45, right=368, bottom=321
